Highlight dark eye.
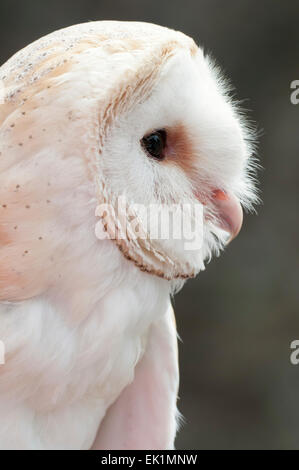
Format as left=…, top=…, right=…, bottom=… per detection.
left=141, top=129, right=167, bottom=160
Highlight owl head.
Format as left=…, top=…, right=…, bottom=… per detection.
left=0, top=21, right=258, bottom=300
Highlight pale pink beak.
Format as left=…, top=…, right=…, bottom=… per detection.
left=212, top=190, right=243, bottom=242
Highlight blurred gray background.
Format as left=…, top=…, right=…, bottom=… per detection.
left=0, top=0, right=298, bottom=450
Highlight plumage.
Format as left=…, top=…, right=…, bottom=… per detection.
left=0, top=21, right=257, bottom=449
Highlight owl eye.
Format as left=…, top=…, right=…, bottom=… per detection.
left=141, top=130, right=167, bottom=160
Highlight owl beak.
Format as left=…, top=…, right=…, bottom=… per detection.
left=212, top=190, right=243, bottom=243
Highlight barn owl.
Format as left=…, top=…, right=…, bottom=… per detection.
left=0, top=21, right=257, bottom=449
